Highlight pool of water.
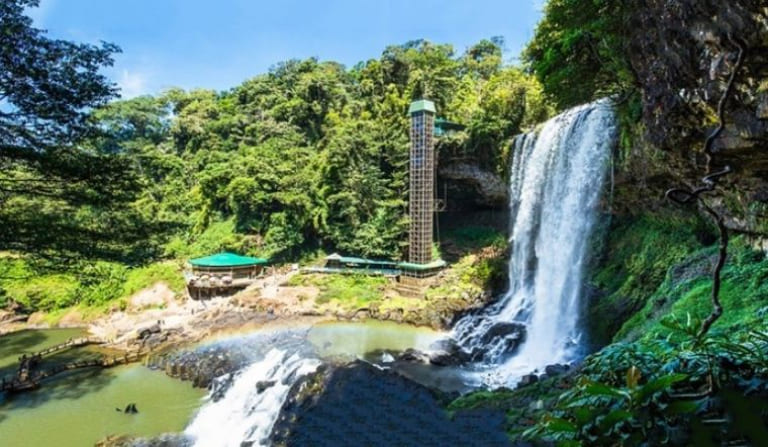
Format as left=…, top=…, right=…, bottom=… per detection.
left=0, top=321, right=455, bottom=446
left=0, top=328, right=86, bottom=376
left=0, top=328, right=205, bottom=446
left=307, top=320, right=445, bottom=359
left=0, top=365, right=205, bottom=446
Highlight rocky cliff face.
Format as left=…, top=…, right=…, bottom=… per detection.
left=617, top=1, right=768, bottom=243
left=438, top=162, right=508, bottom=209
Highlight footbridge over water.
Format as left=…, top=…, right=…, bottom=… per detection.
left=0, top=337, right=146, bottom=393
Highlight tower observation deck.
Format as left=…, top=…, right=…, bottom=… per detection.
left=404, top=99, right=446, bottom=279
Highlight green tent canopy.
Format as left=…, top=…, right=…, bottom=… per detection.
left=189, top=252, right=268, bottom=268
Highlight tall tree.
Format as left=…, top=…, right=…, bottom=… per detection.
left=0, top=0, right=153, bottom=261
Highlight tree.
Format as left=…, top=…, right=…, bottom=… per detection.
left=522, top=0, right=637, bottom=109
left=0, top=0, right=153, bottom=261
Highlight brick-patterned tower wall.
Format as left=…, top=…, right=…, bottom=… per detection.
left=408, top=101, right=436, bottom=265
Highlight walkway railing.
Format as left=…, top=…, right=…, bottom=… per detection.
left=0, top=337, right=145, bottom=394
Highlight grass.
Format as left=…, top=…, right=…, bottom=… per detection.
left=288, top=273, right=388, bottom=308
left=440, top=226, right=507, bottom=261
left=121, top=262, right=185, bottom=297
left=616, top=237, right=768, bottom=341
left=586, top=213, right=710, bottom=345
left=284, top=228, right=508, bottom=324
left=0, top=257, right=185, bottom=316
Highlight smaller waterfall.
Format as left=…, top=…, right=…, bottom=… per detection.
left=452, top=99, right=616, bottom=384
left=185, top=348, right=320, bottom=447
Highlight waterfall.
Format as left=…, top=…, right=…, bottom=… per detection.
left=180, top=100, right=616, bottom=444
left=453, top=99, right=616, bottom=383
left=184, top=348, right=320, bottom=447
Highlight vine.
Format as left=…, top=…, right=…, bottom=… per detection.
left=664, top=33, right=746, bottom=339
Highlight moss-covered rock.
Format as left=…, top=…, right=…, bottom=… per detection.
left=584, top=212, right=712, bottom=347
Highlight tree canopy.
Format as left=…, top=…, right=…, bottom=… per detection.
left=0, top=0, right=159, bottom=262
left=1, top=1, right=550, bottom=272
left=90, top=39, right=550, bottom=262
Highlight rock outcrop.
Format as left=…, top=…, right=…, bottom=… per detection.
left=269, top=361, right=512, bottom=446
left=438, top=162, right=508, bottom=209
left=617, top=1, right=768, bottom=242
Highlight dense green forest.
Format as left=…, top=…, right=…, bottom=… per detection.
left=1, top=0, right=766, bottom=444
left=1, top=0, right=549, bottom=311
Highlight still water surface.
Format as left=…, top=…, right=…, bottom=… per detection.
left=0, top=321, right=446, bottom=446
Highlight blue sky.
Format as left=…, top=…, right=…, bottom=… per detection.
left=28, top=0, right=544, bottom=99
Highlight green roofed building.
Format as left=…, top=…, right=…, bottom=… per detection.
left=189, top=252, right=268, bottom=268
left=185, top=252, right=268, bottom=297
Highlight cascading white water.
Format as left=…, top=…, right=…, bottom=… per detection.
left=180, top=101, right=616, bottom=444
left=453, top=99, right=616, bottom=383
left=184, top=348, right=320, bottom=447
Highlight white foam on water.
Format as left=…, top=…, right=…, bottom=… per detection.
left=184, top=348, right=320, bottom=447
left=453, top=99, right=616, bottom=386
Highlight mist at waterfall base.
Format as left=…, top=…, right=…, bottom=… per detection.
left=183, top=100, right=616, bottom=446
left=453, top=99, right=616, bottom=386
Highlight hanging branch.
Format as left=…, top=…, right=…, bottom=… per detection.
left=664, top=33, right=745, bottom=339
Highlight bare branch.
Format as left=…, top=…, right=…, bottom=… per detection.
left=664, top=33, right=746, bottom=339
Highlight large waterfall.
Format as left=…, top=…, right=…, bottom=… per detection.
left=181, top=101, right=616, bottom=444
left=453, top=99, right=616, bottom=383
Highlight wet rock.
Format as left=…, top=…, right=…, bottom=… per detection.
left=469, top=322, right=526, bottom=361
left=123, top=434, right=192, bottom=447
left=270, top=361, right=511, bottom=446
left=149, top=346, right=250, bottom=389
left=256, top=380, right=276, bottom=394
left=396, top=348, right=431, bottom=364
left=544, top=363, right=569, bottom=377
left=427, top=339, right=472, bottom=366
left=479, top=322, right=526, bottom=345
left=517, top=374, right=538, bottom=388
left=210, top=373, right=234, bottom=402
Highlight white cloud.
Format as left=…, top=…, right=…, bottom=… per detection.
left=117, top=69, right=150, bottom=98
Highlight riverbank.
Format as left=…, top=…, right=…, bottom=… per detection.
left=0, top=233, right=507, bottom=358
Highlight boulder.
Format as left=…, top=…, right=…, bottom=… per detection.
left=137, top=323, right=161, bottom=340
left=256, top=380, right=276, bottom=394
left=469, top=322, right=526, bottom=361
left=396, top=348, right=431, bottom=364
left=427, top=338, right=472, bottom=366
left=544, top=363, right=569, bottom=377
left=517, top=374, right=538, bottom=388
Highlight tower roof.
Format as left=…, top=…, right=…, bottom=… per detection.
left=408, top=99, right=436, bottom=115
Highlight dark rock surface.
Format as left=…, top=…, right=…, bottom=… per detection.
left=470, top=322, right=526, bottom=361
left=396, top=348, right=431, bottom=364
left=270, top=361, right=512, bottom=446
left=544, top=363, right=569, bottom=377
left=439, top=162, right=509, bottom=208
left=148, top=346, right=250, bottom=388
left=617, top=0, right=768, bottom=241
left=427, top=338, right=472, bottom=366
left=517, top=373, right=538, bottom=388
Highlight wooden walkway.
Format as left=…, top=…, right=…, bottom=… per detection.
left=35, top=336, right=103, bottom=357
left=0, top=337, right=145, bottom=394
